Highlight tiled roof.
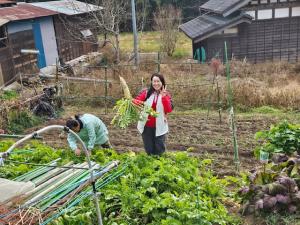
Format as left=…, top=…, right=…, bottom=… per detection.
left=179, top=13, right=252, bottom=43
left=200, top=0, right=251, bottom=17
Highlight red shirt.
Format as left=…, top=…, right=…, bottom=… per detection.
left=133, top=89, right=173, bottom=128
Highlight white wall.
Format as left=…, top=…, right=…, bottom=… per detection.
left=292, top=7, right=300, bottom=17
left=257, top=9, right=272, bottom=19
left=275, top=8, right=289, bottom=18
left=39, top=17, right=59, bottom=66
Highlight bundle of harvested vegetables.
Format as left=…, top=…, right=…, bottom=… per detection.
left=111, top=76, right=158, bottom=129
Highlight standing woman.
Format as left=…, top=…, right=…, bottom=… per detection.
left=133, top=73, right=173, bottom=155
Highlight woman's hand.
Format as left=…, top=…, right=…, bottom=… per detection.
left=75, top=148, right=81, bottom=156
left=160, top=85, right=167, bottom=97
left=132, top=99, right=144, bottom=106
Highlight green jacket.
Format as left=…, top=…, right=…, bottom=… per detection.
left=67, top=114, right=109, bottom=151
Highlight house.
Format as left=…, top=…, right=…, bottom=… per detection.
left=30, top=0, right=102, bottom=62
left=0, top=0, right=101, bottom=87
left=0, top=2, right=58, bottom=86
left=179, top=0, right=300, bottom=63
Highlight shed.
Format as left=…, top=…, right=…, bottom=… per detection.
left=180, top=0, right=300, bottom=63
left=0, top=3, right=58, bottom=86
left=30, top=0, right=102, bottom=62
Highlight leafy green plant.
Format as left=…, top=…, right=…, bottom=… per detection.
left=50, top=202, right=95, bottom=225
left=0, top=141, right=239, bottom=225
left=0, top=140, right=14, bottom=152
left=0, top=90, right=18, bottom=100
left=111, top=77, right=158, bottom=129
left=101, top=152, right=238, bottom=225
left=254, top=121, right=300, bottom=158
left=111, top=98, right=158, bottom=129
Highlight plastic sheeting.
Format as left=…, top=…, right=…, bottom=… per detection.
left=0, top=178, right=35, bottom=203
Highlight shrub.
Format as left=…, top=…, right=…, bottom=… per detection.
left=8, top=110, right=42, bottom=134
left=254, top=121, right=300, bottom=158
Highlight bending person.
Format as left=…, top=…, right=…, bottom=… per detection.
left=66, top=113, right=111, bottom=156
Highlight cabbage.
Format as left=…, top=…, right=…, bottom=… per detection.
left=275, top=194, right=291, bottom=204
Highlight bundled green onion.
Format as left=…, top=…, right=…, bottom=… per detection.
left=111, top=77, right=158, bottom=129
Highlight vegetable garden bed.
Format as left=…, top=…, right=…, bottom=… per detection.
left=0, top=141, right=240, bottom=225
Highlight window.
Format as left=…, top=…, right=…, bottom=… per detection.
left=246, top=11, right=256, bottom=19
left=270, top=0, right=277, bottom=3
left=257, top=9, right=273, bottom=19
left=80, top=29, right=93, bottom=38
left=260, top=0, right=268, bottom=4
left=292, top=7, right=300, bottom=17
left=251, top=0, right=258, bottom=4
left=279, top=0, right=287, bottom=2
left=275, top=8, right=289, bottom=18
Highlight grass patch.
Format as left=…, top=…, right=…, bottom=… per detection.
left=8, top=110, right=43, bottom=134
left=119, top=31, right=192, bottom=58
left=251, top=106, right=283, bottom=114
left=0, top=90, right=18, bottom=100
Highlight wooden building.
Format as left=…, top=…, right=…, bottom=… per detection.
left=0, top=2, right=58, bottom=86
left=30, top=0, right=101, bottom=62
left=0, top=0, right=101, bottom=87
left=179, top=0, right=300, bottom=63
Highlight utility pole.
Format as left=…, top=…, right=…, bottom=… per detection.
left=131, top=0, right=139, bottom=66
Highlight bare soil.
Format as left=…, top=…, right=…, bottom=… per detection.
left=28, top=107, right=289, bottom=177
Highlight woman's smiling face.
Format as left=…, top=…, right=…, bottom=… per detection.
left=152, top=76, right=163, bottom=91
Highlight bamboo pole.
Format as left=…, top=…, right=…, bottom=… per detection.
left=32, top=162, right=74, bottom=186
left=224, top=42, right=240, bottom=172
left=25, top=163, right=88, bottom=205
left=39, top=74, right=111, bottom=84
left=157, top=52, right=161, bottom=73
left=206, top=72, right=216, bottom=120
left=216, top=79, right=222, bottom=123
left=0, top=134, right=43, bottom=139
left=104, top=65, right=108, bottom=115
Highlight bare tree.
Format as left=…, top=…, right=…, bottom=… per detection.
left=154, top=5, right=182, bottom=57
left=59, top=0, right=128, bottom=64
left=89, top=0, right=128, bottom=63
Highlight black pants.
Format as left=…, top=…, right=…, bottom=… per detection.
left=142, top=126, right=166, bottom=155
left=95, top=140, right=112, bottom=149
left=101, top=140, right=112, bottom=149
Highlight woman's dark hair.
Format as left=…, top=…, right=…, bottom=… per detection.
left=66, top=114, right=82, bottom=130
left=146, top=73, right=166, bottom=100
left=66, top=119, right=79, bottom=130
left=74, top=114, right=81, bottom=120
